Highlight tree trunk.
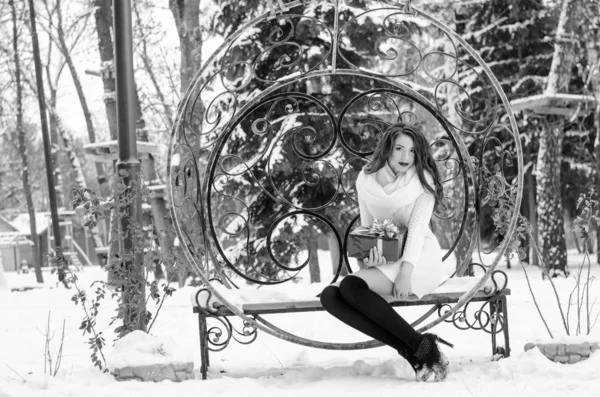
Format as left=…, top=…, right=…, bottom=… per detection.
left=308, top=237, right=321, bottom=283
left=169, top=0, right=202, bottom=94
left=47, top=91, right=66, bottom=209
left=11, top=0, right=43, bottom=283
left=27, top=0, right=66, bottom=284
left=583, top=5, right=600, bottom=264
left=92, top=0, right=122, bottom=278
left=328, top=231, right=346, bottom=278
left=93, top=0, right=118, bottom=141
left=525, top=134, right=539, bottom=267
left=536, top=0, right=578, bottom=277
left=536, top=119, right=568, bottom=276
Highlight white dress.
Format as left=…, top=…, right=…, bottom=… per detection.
left=355, top=164, right=454, bottom=299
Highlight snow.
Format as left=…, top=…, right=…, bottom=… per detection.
left=107, top=331, right=193, bottom=371
left=1, top=250, right=600, bottom=397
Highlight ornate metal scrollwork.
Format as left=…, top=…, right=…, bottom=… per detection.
left=169, top=0, right=523, bottom=349
left=437, top=263, right=509, bottom=334
left=195, top=282, right=258, bottom=351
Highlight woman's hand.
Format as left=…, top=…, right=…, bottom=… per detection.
left=363, top=247, right=386, bottom=268
left=393, top=261, right=414, bottom=299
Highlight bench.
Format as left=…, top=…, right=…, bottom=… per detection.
left=168, top=0, right=523, bottom=381
left=191, top=275, right=511, bottom=379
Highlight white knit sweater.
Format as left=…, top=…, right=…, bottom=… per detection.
left=356, top=164, right=436, bottom=268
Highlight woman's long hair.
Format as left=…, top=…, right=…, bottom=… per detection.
left=363, top=122, right=443, bottom=205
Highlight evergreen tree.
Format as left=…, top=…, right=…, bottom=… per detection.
left=454, top=0, right=555, bottom=265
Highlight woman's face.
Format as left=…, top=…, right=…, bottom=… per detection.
left=387, top=133, right=415, bottom=175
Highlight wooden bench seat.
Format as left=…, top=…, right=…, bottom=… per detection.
left=194, top=289, right=511, bottom=316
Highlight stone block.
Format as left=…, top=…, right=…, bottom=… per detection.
left=569, top=354, right=582, bottom=364
left=130, top=364, right=174, bottom=382
left=175, top=370, right=193, bottom=381
left=543, top=343, right=558, bottom=358
left=554, top=355, right=569, bottom=364
left=172, top=362, right=194, bottom=373
left=557, top=344, right=565, bottom=356
left=524, top=342, right=536, bottom=352
left=590, top=343, right=599, bottom=353
left=565, top=342, right=590, bottom=356
left=115, top=363, right=194, bottom=382
left=113, top=366, right=135, bottom=380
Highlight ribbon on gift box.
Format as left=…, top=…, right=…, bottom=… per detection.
left=370, top=218, right=401, bottom=238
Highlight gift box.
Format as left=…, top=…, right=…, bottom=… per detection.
left=347, top=219, right=407, bottom=263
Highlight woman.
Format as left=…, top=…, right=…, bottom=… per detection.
left=320, top=122, right=454, bottom=382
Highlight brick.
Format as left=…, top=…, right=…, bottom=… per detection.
left=565, top=342, right=590, bottom=356
left=554, top=355, right=569, bottom=363
left=569, top=354, right=582, bottom=364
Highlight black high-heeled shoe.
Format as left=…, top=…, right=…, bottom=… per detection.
left=398, top=347, right=434, bottom=382
left=414, top=333, right=453, bottom=382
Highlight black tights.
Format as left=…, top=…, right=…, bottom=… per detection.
left=320, top=276, right=422, bottom=367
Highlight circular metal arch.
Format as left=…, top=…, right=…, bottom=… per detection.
left=168, top=0, right=523, bottom=349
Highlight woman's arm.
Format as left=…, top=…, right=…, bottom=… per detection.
left=401, top=191, right=436, bottom=268
left=358, top=197, right=374, bottom=227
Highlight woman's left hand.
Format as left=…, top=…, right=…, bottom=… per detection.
left=363, top=247, right=386, bottom=268
left=393, top=261, right=414, bottom=299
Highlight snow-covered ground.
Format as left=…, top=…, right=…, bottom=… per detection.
left=1, top=250, right=599, bottom=397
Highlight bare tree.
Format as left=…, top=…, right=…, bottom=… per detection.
left=133, top=1, right=174, bottom=130
left=26, top=0, right=66, bottom=284
left=52, top=0, right=110, bottom=199
left=11, top=0, right=43, bottom=283
left=34, top=0, right=106, bottom=264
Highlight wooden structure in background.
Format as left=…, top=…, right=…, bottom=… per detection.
left=510, top=93, right=596, bottom=118
left=83, top=140, right=158, bottom=163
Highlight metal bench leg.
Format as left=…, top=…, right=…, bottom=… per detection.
left=198, top=314, right=210, bottom=380
left=490, top=296, right=511, bottom=359
left=490, top=299, right=498, bottom=358
left=500, top=295, right=511, bottom=357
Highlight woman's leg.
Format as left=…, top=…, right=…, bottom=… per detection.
left=339, top=269, right=421, bottom=352
left=320, top=284, right=419, bottom=368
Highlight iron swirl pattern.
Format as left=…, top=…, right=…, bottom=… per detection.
left=168, top=0, right=523, bottom=346
left=200, top=84, right=475, bottom=284
left=437, top=263, right=509, bottom=334
left=194, top=286, right=258, bottom=351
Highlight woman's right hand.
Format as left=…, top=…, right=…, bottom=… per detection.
left=363, top=247, right=386, bottom=268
